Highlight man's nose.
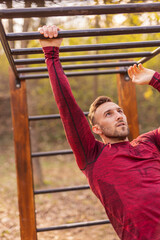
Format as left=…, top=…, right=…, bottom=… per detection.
left=115, top=111, right=123, bottom=120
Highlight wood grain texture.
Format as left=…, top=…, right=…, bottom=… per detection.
left=9, top=68, right=37, bottom=240
left=117, top=71, right=139, bottom=141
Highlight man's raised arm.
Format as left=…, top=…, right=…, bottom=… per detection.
left=128, top=63, right=159, bottom=90
left=38, top=25, right=102, bottom=170
left=128, top=63, right=160, bottom=146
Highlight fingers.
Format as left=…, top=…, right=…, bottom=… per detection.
left=128, top=66, right=134, bottom=79
left=38, top=25, right=59, bottom=38
left=128, top=64, right=144, bottom=79
left=138, top=63, right=144, bottom=71
left=133, top=64, right=140, bottom=74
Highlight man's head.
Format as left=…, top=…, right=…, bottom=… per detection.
left=88, top=96, right=129, bottom=144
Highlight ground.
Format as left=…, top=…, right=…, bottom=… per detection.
left=0, top=142, right=119, bottom=240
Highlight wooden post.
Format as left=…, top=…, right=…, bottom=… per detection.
left=117, top=69, right=139, bottom=141
left=9, top=68, right=37, bottom=240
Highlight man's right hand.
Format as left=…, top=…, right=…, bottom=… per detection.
left=128, top=64, right=155, bottom=85
left=38, top=25, right=63, bottom=48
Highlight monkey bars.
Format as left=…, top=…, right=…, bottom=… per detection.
left=1, top=2, right=160, bottom=240
left=0, top=3, right=160, bottom=18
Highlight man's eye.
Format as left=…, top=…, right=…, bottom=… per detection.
left=105, top=112, right=111, bottom=116
left=118, top=109, right=123, bottom=113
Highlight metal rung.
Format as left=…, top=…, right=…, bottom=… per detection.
left=11, top=40, right=160, bottom=55
left=1, top=3, right=160, bottom=19
left=14, top=52, right=151, bottom=65
left=37, top=219, right=110, bottom=232
left=6, top=26, right=160, bottom=41
left=32, top=149, right=73, bottom=158
left=138, top=47, right=160, bottom=64
left=18, top=61, right=136, bottom=73
left=34, top=185, right=90, bottom=195
left=29, top=112, right=88, bottom=121
left=20, top=69, right=127, bottom=80
left=6, top=25, right=160, bottom=41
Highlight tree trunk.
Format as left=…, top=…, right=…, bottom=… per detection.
left=36, top=0, right=46, bottom=26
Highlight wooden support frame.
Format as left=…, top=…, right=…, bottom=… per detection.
left=117, top=69, right=139, bottom=141
left=9, top=68, right=37, bottom=240
left=1, top=2, right=159, bottom=238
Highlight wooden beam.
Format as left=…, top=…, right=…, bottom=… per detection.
left=117, top=69, right=139, bottom=141
left=9, top=68, right=37, bottom=240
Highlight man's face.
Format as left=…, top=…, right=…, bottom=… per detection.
left=93, top=102, right=129, bottom=141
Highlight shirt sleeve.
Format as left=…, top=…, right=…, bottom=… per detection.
left=148, top=72, right=160, bottom=146
left=154, top=128, right=160, bottom=148
left=140, top=128, right=160, bottom=150
left=43, top=46, right=103, bottom=170
left=149, top=72, right=160, bottom=92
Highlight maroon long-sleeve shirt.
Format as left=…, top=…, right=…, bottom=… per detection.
left=43, top=46, right=160, bottom=240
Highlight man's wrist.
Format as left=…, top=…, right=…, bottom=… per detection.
left=149, top=71, right=158, bottom=85
left=149, top=71, right=160, bottom=91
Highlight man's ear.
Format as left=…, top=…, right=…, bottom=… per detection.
left=92, top=124, right=102, bottom=135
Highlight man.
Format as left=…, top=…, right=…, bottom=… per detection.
left=38, top=25, right=160, bottom=240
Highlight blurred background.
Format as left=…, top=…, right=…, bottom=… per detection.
left=0, top=0, right=160, bottom=239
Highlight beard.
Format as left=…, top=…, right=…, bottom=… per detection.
left=101, top=125, right=130, bottom=140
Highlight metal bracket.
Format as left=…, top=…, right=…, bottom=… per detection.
left=124, top=67, right=130, bottom=81
left=15, top=78, right=21, bottom=88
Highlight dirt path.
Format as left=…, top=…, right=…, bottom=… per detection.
left=0, top=148, right=119, bottom=240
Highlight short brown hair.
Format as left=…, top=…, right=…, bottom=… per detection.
left=88, top=96, right=112, bottom=126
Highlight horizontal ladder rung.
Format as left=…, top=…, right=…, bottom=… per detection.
left=32, top=149, right=73, bottom=158
left=34, top=185, right=90, bottom=194
left=6, top=25, right=160, bottom=41
left=14, top=52, right=151, bottom=65
left=11, top=40, right=160, bottom=55
left=20, top=69, right=127, bottom=80
left=37, top=219, right=110, bottom=232
left=29, top=112, right=88, bottom=121
left=1, top=3, right=160, bottom=19
left=18, top=61, right=136, bottom=73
